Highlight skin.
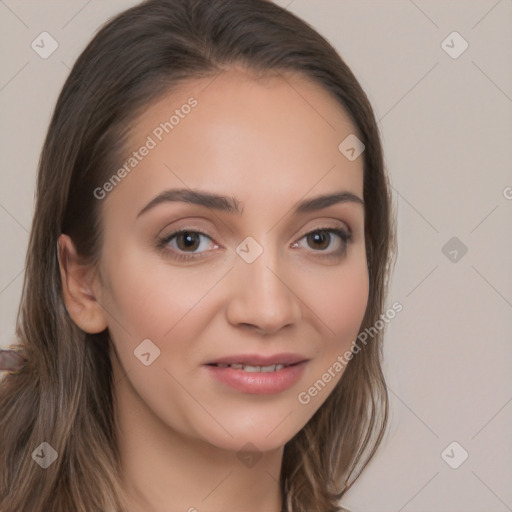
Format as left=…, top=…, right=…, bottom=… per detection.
left=58, top=67, right=368, bottom=512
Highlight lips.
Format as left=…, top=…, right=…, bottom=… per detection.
left=209, top=362, right=289, bottom=373
left=203, top=355, right=308, bottom=395
left=206, top=352, right=308, bottom=367
left=203, top=352, right=309, bottom=394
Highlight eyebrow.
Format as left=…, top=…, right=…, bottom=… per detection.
left=136, top=188, right=364, bottom=218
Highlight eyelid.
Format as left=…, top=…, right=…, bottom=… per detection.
left=298, top=220, right=351, bottom=237
left=158, top=223, right=217, bottom=244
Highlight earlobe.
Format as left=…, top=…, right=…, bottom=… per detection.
left=57, top=234, right=108, bottom=334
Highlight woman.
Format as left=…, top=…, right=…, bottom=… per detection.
left=0, top=1, right=395, bottom=511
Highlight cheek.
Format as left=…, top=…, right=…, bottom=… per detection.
left=332, top=271, right=368, bottom=341
left=302, top=259, right=369, bottom=351
left=102, top=250, right=224, bottom=358
left=293, top=261, right=369, bottom=411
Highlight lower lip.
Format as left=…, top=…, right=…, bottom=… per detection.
left=203, top=362, right=308, bottom=394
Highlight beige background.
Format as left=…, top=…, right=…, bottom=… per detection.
left=1, top=1, right=511, bottom=511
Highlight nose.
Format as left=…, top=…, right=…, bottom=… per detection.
left=225, top=245, right=302, bottom=336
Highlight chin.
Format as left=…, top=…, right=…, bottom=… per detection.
left=204, top=429, right=293, bottom=455
left=190, top=403, right=316, bottom=454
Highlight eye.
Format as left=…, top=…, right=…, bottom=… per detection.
left=157, top=229, right=218, bottom=261
left=292, top=227, right=352, bottom=258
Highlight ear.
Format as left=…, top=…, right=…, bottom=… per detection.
left=57, top=234, right=108, bottom=334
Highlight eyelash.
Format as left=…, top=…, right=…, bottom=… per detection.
left=156, top=226, right=353, bottom=262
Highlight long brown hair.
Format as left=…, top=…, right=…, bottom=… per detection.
left=0, top=1, right=395, bottom=510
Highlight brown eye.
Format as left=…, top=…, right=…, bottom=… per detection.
left=156, top=229, right=219, bottom=262
left=293, top=227, right=352, bottom=259
left=306, top=230, right=331, bottom=250
left=175, top=231, right=201, bottom=252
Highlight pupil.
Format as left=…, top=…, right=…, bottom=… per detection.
left=309, top=231, right=329, bottom=250
left=179, top=232, right=199, bottom=251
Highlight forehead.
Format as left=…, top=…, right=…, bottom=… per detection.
left=105, top=67, right=364, bottom=217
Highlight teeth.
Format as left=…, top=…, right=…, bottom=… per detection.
left=213, top=363, right=288, bottom=372
left=243, top=365, right=261, bottom=372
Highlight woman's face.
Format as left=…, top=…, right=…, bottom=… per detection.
left=95, top=68, right=368, bottom=452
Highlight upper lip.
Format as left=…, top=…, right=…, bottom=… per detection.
left=206, top=353, right=308, bottom=366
